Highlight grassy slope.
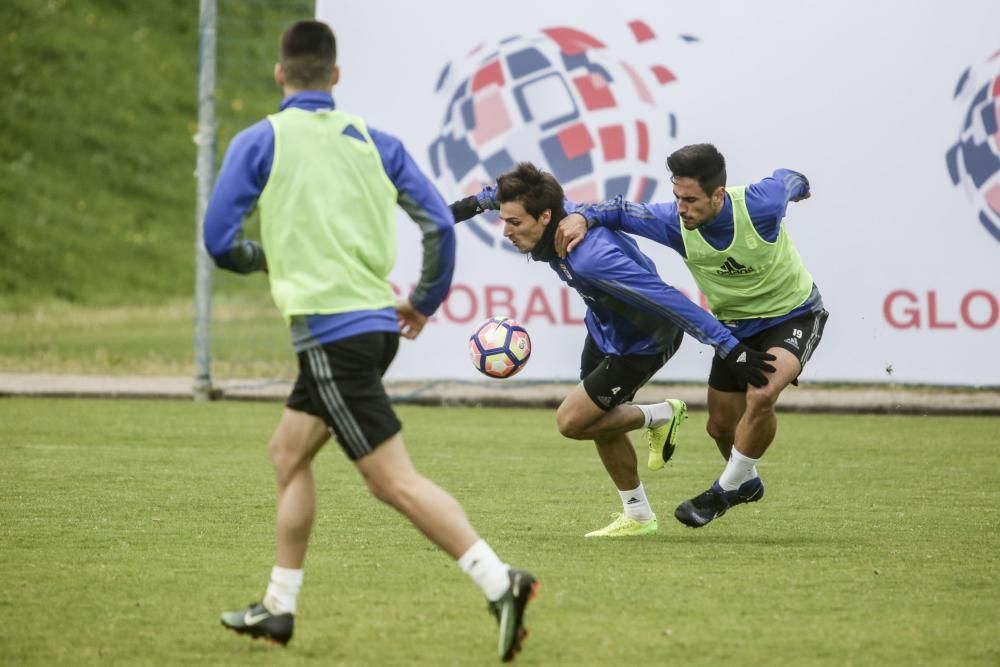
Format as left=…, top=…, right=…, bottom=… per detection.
left=2, top=400, right=998, bottom=666
left=0, top=0, right=309, bottom=310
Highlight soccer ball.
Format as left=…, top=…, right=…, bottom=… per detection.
left=468, top=317, right=532, bottom=378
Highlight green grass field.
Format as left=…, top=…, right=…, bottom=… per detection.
left=2, top=398, right=998, bottom=666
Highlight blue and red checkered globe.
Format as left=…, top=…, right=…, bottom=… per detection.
left=429, top=24, right=678, bottom=250
left=947, top=49, right=1000, bottom=242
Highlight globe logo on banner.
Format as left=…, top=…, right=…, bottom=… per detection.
left=428, top=23, right=693, bottom=251
left=946, top=49, right=1000, bottom=243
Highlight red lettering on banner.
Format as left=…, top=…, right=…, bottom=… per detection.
left=484, top=285, right=516, bottom=319
left=961, top=290, right=999, bottom=330
left=884, top=290, right=920, bottom=329
left=522, top=287, right=557, bottom=324
left=391, top=281, right=718, bottom=326
left=927, top=291, right=957, bottom=329
left=884, top=289, right=998, bottom=330
left=561, top=288, right=585, bottom=324
left=443, top=285, right=478, bottom=323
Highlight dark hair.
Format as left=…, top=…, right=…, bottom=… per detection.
left=279, top=20, right=337, bottom=89
left=495, top=162, right=565, bottom=220
left=666, top=143, right=727, bottom=195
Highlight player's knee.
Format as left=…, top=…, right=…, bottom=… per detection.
left=366, top=471, right=419, bottom=509
left=364, top=474, right=395, bottom=505
left=746, top=385, right=780, bottom=414
left=557, top=420, right=583, bottom=439
left=555, top=409, right=587, bottom=440
left=706, top=418, right=734, bottom=444
left=268, top=439, right=307, bottom=484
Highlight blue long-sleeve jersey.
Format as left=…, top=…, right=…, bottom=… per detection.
left=575, top=170, right=824, bottom=338
left=203, top=91, right=456, bottom=347
left=555, top=227, right=741, bottom=357
left=472, top=187, right=740, bottom=357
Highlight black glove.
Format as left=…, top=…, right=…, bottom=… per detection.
left=720, top=342, right=777, bottom=388
left=449, top=196, right=483, bottom=223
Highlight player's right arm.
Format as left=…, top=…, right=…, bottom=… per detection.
left=203, top=120, right=273, bottom=274
left=556, top=197, right=683, bottom=257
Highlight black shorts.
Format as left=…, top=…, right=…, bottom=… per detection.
left=286, top=332, right=402, bottom=460
left=709, top=310, right=829, bottom=392
left=580, top=331, right=683, bottom=410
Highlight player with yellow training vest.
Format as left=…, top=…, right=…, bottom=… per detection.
left=559, top=143, right=829, bottom=528
left=203, top=20, right=537, bottom=661
left=258, top=107, right=400, bottom=320
left=680, top=184, right=814, bottom=321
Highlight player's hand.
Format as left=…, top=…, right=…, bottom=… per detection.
left=790, top=192, right=811, bottom=202
left=720, top=342, right=777, bottom=387
left=555, top=213, right=588, bottom=258
left=396, top=301, right=428, bottom=340
left=449, top=196, right=483, bottom=223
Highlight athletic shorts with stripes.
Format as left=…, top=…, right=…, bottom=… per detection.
left=709, top=309, right=829, bottom=392
left=580, top=329, right=683, bottom=410
left=286, top=332, right=402, bottom=461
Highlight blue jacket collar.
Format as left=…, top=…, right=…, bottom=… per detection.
left=279, top=90, right=336, bottom=112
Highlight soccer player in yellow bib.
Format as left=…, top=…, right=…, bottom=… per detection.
left=203, top=20, right=536, bottom=661
left=556, top=144, right=829, bottom=528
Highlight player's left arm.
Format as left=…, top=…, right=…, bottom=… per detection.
left=449, top=185, right=580, bottom=223
left=449, top=186, right=494, bottom=222
left=744, top=169, right=811, bottom=242
left=370, top=128, right=456, bottom=323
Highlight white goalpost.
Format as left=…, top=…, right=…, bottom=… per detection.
left=193, top=0, right=217, bottom=400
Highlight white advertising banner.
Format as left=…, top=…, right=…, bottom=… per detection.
left=316, top=0, right=1000, bottom=386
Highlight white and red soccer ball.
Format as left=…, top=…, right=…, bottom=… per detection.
left=468, top=317, right=532, bottom=378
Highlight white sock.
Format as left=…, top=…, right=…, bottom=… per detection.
left=458, top=539, right=510, bottom=602
left=635, top=401, right=675, bottom=428
left=718, top=448, right=760, bottom=491
left=263, top=565, right=304, bottom=615
left=619, top=483, right=654, bottom=522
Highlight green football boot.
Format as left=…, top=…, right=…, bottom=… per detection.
left=584, top=512, right=658, bottom=537
left=646, top=399, right=688, bottom=471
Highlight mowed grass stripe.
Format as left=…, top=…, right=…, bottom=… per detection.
left=1, top=399, right=998, bottom=666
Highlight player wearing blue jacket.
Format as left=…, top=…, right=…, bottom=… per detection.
left=556, top=144, right=829, bottom=528
left=450, top=163, right=775, bottom=539
left=204, top=21, right=536, bottom=662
